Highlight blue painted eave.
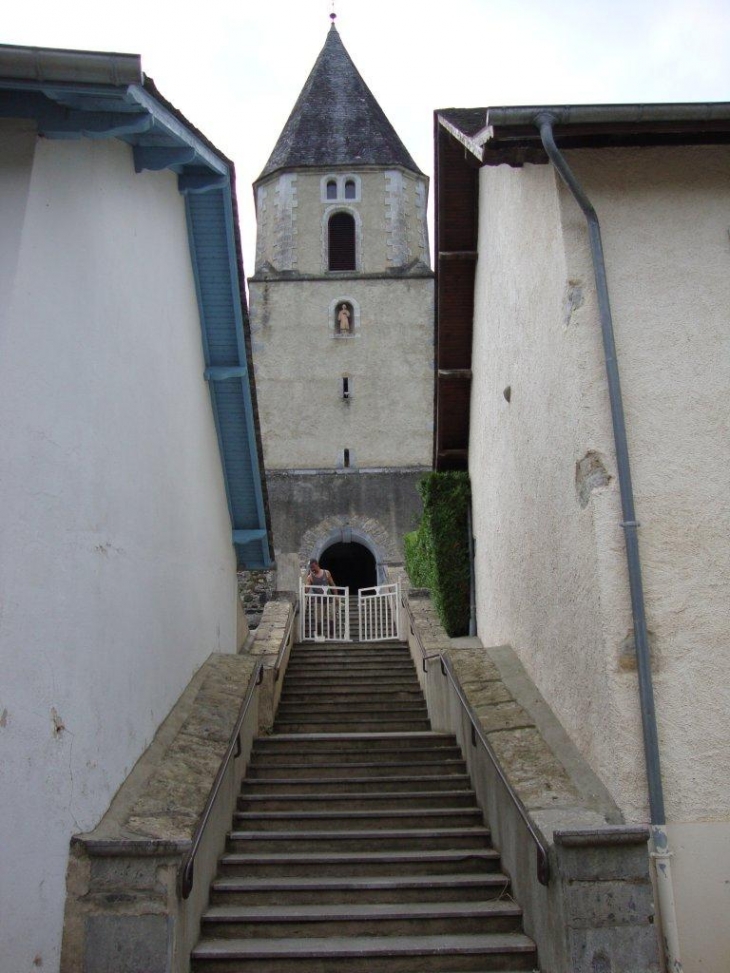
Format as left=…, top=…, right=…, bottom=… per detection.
left=0, top=68, right=272, bottom=570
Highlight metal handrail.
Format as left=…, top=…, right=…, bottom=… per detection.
left=180, top=658, right=264, bottom=898
left=274, top=599, right=300, bottom=682
left=180, top=597, right=300, bottom=899
left=402, top=595, right=550, bottom=886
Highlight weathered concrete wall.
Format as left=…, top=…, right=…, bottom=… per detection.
left=266, top=468, right=427, bottom=590
left=0, top=125, right=238, bottom=973
left=469, top=145, right=730, bottom=969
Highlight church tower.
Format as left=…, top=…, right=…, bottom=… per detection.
left=249, top=21, right=433, bottom=593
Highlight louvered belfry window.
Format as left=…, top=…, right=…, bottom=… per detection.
left=328, top=213, right=356, bottom=271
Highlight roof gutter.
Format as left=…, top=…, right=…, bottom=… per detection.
left=487, top=102, right=730, bottom=129
left=0, top=42, right=141, bottom=87
left=533, top=111, right=682, bottom=972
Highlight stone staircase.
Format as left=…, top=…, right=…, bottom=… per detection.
left=191, top=640, right=538, bottom=972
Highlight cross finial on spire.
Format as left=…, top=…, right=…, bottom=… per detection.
left=330, top=0, right=337, bottom=24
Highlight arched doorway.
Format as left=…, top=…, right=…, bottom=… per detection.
left=319, top=541, right=377, bottom=593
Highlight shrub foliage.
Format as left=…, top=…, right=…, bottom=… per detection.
left=404, top=471, right=471, bottom=636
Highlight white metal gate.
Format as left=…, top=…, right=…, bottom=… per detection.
left=300, top=581, right=350, bottom=642
left=358, top=582, right=401, bottom=642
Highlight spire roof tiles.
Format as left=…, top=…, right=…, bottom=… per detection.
left=257, top=25, right=422, bottom=181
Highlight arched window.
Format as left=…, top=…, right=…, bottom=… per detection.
left=328, top=212, right=356, bottom=271
left=344, top=179, right=356, bottom=200
left=326, top=179, right=337, bottom=200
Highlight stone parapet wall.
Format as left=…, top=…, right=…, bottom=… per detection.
left=59, top=598, right=297, bottom=973
left=238, top=568, right=277, bottom=629
left=249, top=595, right=296, bottom=658
left=403, top=591, right=661, bottom=973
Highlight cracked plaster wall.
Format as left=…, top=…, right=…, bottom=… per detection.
left=0, top=129, right=238, bottom=973
left=469, top=146, right=730, bottom=970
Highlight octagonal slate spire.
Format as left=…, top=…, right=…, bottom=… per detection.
left=257, top=24, right=422, bottom=181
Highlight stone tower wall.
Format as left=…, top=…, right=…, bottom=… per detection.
left=250, top=275, right=433, bottom=469
left=254, top=168, right=429, bottom=274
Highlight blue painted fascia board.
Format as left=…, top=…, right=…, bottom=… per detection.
left=182, top=188, right=272, bottom=570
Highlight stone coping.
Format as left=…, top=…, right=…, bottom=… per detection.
left=74, top=651, right=261, bottom=852
left=554, top=826, right=651, bottom=847
left=405, top=593, right=626, bottom=843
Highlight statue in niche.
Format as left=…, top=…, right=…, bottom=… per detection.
left=336, top=303, right=352, bottom=334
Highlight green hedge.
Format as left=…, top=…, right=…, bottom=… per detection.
left=404, top=471, right=471, bottom=637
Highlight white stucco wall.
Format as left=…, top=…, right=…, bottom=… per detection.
left=469, top=145, right=730, bottom=969
left=0, top=124, right=238, bottom=972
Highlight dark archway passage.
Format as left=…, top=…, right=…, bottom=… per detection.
left=319, top=541, right=377, bottom=593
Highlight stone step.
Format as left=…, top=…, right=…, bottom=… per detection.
left=210, top=872, right=511, bottom=906
left=287, top=654, right=408, bottom=662
left=283, top=667, right=417, bottom=678
left=191, top=932, right=537, bottom=972
left=232, top=807, right=485, bottom=832
left=237, top=789, right=478, bottom=812
left=280, top=680, right=422, bottom=694
left=285, top=653, right=411, bottom=662
left=218, top=848, right=503, bottom=878
left=240, top=773, right=473, bottom=793
left=250, top=746, right=463, bottom=764
left=282, top=671, right=416, bottom=683
left=226, top=827, right=493, bottom=853
left=291, top=639, right=411, bottom=659
left=274, top=702, right=429, bottom=719
left=285, top=659, right=415, bottom=670
left=245, top=759, right=468, bottom=779
left=200, top=899, right=523, bottom=939
left=279, top=688, right=424, bottom=704
left=273, top=719, right=433, bottom=733
left=252, top=732, right=458, bottom=751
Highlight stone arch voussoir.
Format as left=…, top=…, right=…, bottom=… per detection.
left=299, top=515, right=397, bottom=583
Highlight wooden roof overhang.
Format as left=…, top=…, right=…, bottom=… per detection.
left=433, top=110, right=484, bottom=471
left=433, top=102, right=730, bottom=472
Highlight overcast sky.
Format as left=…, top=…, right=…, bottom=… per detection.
left=5, top=0, right=730, bottom=274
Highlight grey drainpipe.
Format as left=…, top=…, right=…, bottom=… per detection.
left=534, top=113, right=681, bottom=971
left=467, top=501, right=477, bottom=637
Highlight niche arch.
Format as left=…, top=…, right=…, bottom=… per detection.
left=328, top=295, right=361, bottom=337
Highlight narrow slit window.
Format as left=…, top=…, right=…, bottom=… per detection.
left=343, top=448, right=350, bottom=468
left=328, top=213, right=356, bottom=271
left=342, top=376, right=350, bottom=399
